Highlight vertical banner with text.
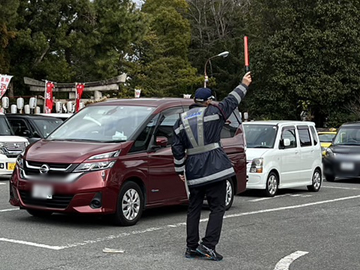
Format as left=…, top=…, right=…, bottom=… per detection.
left=76, top=83, right=85, bottom=112
left=45, top=81, right=54, bottom=113
left=0, top=74, right=13, bottom=98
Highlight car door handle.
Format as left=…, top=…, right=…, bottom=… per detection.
left=295, top=151, right=299, bottom=154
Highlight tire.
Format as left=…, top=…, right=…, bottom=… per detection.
left=112, top=181, right=144, bottom=226
left=264, top=171, right=278, bottom=197
left=307, top=169, right=322, bottom=192
left=26, top=209, right=53, bottom=217
left=225, top=179, right=234, bottom=211
left=325, top=174, right=335, bottom=182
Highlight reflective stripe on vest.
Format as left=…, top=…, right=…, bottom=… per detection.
left=181, top=107, right=221, bottom=155
left=181, top=107, right=207, bottom=148
left=187, top=142, right=220, bottom=155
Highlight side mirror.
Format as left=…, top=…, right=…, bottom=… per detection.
left=284, top=138, right=291, bottom=147
left=22, top=130, right=31, bottom=137
left=156, top=136, right=168, bottom=147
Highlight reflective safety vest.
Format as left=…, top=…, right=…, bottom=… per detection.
left=180, top=107, right=221, bottom=156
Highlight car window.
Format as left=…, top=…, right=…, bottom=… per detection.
left=130, top=114, right=159, bottom=153
left=154, top=108, right=183, bottom=146
left=0, top=116, right=13, bottom=135
left=318, top=133, right=335, bottom=143
left=33, top=119, right=63, bottom=137
left=333, top=126, right=360, bottom=145
left=48, top=105, right=155, bottom=142
left=243, top=124, right=277, bottom=148
left=280, top=126, right=297, bottom=148
left=297, top=126, right=312, bottom=147
left=8, top=119, right=29, bottom=136
left=221, top=109, right=241, bottom=139
left=309, top=126, right=318, bottom=145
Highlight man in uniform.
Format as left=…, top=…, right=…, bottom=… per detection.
left=171, top=71, right=252, bottom=261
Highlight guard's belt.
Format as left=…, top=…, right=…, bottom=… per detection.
left=186, top=142, right=220, bottom=155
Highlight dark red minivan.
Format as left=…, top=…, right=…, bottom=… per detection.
left=9, top=98, right=247, bottom=226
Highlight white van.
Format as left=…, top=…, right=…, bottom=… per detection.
left=0, top=114, right=29, bottom=177
left=243, top=120, right=322, bottom=196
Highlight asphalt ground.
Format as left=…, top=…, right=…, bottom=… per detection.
left=1, top=177, right=360, bottom=270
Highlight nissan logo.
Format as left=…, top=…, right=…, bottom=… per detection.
left=39, top=164, right=50, bottom=174
left=14, top=143, right=20, bottom=148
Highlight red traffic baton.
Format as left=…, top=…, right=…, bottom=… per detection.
left=244, top=36, right=250, bottom=72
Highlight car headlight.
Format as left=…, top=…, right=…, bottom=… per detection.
left=74, top=161, right=115, bottom=172
left=74, top=150, right=120, bottom=172
left=325, top=148, right=335, bottom=158
left=250, top=158, right=263, bottom=173
left=0, top=143, right=5, bottom=155
left=16, top=153, right=24, bottom=169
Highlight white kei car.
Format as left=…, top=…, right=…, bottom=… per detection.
left=243, top=120, right=323, bottom=196
left=0, top=114, right=29, bottom=177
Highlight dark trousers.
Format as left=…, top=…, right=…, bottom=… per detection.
left=186, top=180, right=226, bottom=250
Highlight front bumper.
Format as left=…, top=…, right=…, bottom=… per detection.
left=0, top=157, right=16, bottom=176
left=323, top=157, right=360, bottom=178
left=9, top=167, right=118, bottom=214
left=246, top=173, right=267, bottom=189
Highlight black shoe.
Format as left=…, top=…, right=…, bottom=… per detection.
left=196, top=243, right=223, bottom=261
left=185, top=247, right=203, bottom=259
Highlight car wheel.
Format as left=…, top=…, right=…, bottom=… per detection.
left=264, top=171, right=278, bottom=197
left=325, top=174, right=335, bottom=182
left=26, top=209, right=53, bottom=217
left=225, top=179, right=234, bottom=211
left=307, top=169, right=322, bottom=192
left=113, top=181, right=144, bottom=226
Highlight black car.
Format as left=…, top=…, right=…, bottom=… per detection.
left=323, top=122, right=360, bottom=182
left=5, top=114, right=63, bottom=143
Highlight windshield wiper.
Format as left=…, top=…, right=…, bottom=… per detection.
left=100, top=140, right=127, bottom=143
left=50, top=138, right=100, bottom=142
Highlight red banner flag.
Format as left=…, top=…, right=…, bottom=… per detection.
left=76, top=83, right=85, bottom=112
left=45, top=81, right=54, bottom=113
left=0, top=74, right=13, bottom=98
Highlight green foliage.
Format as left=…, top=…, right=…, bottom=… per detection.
left=8, top=0, right=146, bottom=95
left=246, top=0, right=360, bottom=126
left=124, top=0, right=201, bottom=98
left=0, top=0, right=19, bottom=73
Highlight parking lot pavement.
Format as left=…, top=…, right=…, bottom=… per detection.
left=1, top=179, right=360, bottom=270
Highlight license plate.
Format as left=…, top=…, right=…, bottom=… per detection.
left=7, top=163, right=16, bottom=171
left=341, top=162, right=354, bottom=171
left=32, top=184, right=53, bottom=199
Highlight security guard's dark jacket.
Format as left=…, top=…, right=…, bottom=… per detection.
left=171, top=83, right=248, bottom=188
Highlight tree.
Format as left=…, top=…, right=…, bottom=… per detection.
left=0, top=0, right=19, bottom=73
left=125, top=0, right=201, bottom=98
left=8, top=0, right=146, bottom=95
left=186, top=0, right=251, bottom=100
left=246, top=0, right=360, bottom=126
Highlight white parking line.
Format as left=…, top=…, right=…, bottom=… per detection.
left=1, top=194, right=360, bottom=250
left=274, top=251, right=309, bottom=270
left=249, top=194, right=311, bottom=202
left=0, top=208, right=19, bottom=213
left=323, top=186, right=360, bottom=190
left=0, top=238, right=64, bottom=250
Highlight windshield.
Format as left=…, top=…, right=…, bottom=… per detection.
left=243, top=124, right=278, bottom=148
left=48, top=105, right=155, bottom=142
left=33, top=118, right=63, bottom=137
left=318, top=133, right=336, bottom=143
left=333, top=127, right=360, bottom=145
left=0, top=116, right=13, bottom=135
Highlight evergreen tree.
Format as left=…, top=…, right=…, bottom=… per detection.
left=0, top=0, right=19, bottom=73
left=126, top=0, right=201, bottom=98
